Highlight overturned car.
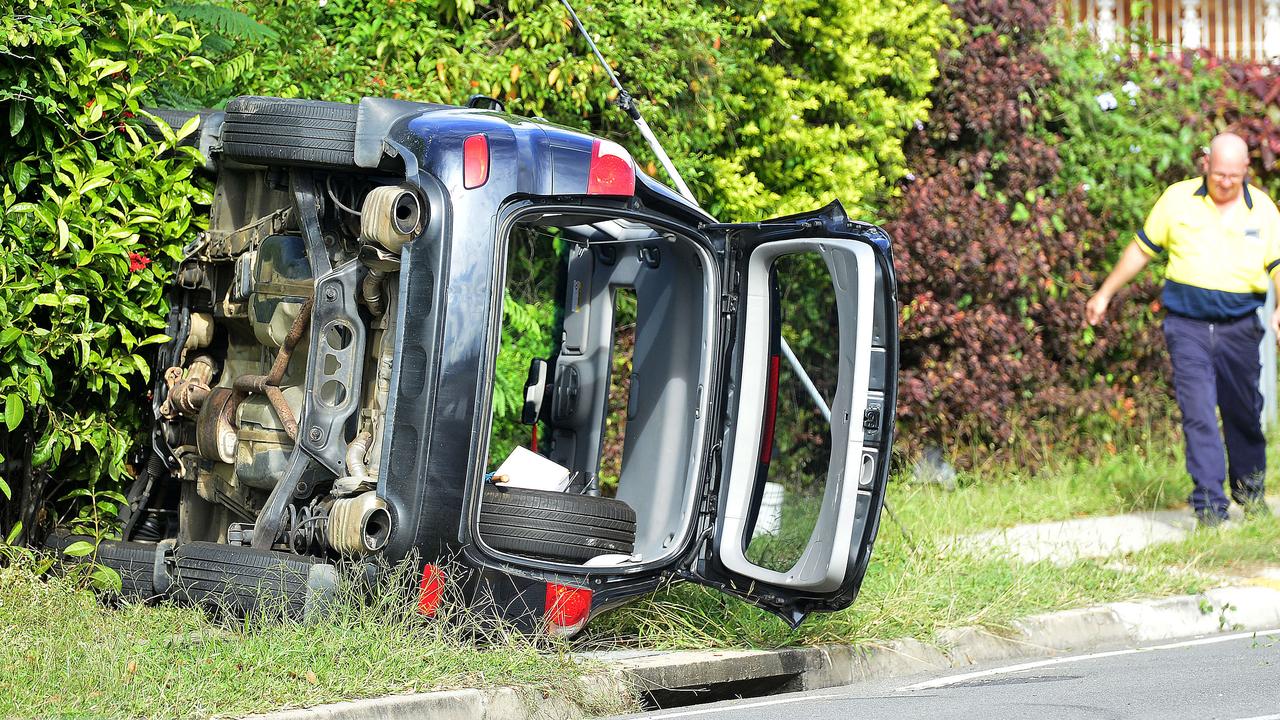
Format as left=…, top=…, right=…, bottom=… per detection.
left=74, top=94, right=898, bottom=632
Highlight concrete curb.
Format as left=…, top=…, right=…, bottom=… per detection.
left=244, top=585, right=1280, bottom=719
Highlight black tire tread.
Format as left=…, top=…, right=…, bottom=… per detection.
left=478, top=517, right=636, bottom=545
left=481, top=506, right=636, bottom=533
left=483, top=486, right=636, bottom=522
left=479, top=486, right=637, bottom=562
left=173, top=542, right=315, bottom=614
left=221, top=95, right=358, bottom=169
left=220, top=123, right=358, bottom=142
left=225, top=96, right=359, bottom=123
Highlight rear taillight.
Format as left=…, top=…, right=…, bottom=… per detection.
left=586, top=139, right=635, bottom=196
left=759, top=354, right=781, bottom=464
left=417, top=564, right=446, bottom=616
left=463, top=134, right=489, bottom=189
left=545, top=583, right=592, bottom=635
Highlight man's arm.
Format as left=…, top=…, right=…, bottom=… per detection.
left=1085, top=240, right=1153, bottom=326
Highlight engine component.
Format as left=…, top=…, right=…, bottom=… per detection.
left=360, top=185, right=423, bottom=253
left=327, top=491, right=390, bottom=556
left=332, top=429, right=374, bottom=496
left=233, top=295, right=312, bottom=440
left=249, top=234, right=313, bottom=349
left=195, top=387, right=239, bottom=463
left=162, top=354, right=218, bottom=420
left=234, top=386, right=303, bottom=490
left=185, top=313, right=215, bottom=351
left=361, top=268, right=386, bottom=317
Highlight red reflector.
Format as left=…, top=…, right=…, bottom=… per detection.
left=759, top=354, right=781, bottom=464
left=463, top=134, right=489, bottom=189
left=417, top=564, right=446, bottom=616
left=586, top=139, right=635, bottom=196
left=545, top=583, right=592, bottom=629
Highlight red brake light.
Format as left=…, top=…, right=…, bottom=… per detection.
left=463, top=134, right=489, bottom=189
left=545, top=583, right=592, bottom=633
left=417, top=564, right=446, bottom=616
left=586, top=139, right=635, bottom=196
left=759, top=354, right=781, bottom=464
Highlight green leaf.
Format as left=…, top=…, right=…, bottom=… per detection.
left=8, top=101, right=23, bottom=137
left=5, top=394, right=23, bottom=432
left=11, top=162, right=32, bottom=194
left=0, top=328, right=20, bottom=347
left=62, top=540, right=95, bottom=557
left=0, top=476, right=10, bottom=502
left=56, top=218, right=70, bottom=251
left=90, top=565, right=122, bottom=592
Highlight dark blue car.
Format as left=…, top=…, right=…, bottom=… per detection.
left=87, top=95, right=898, bottom=634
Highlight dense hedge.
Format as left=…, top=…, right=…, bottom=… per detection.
left=0, top=1, right=210, bottom=539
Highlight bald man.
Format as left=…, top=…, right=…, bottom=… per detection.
left=1087, top=133, right=1280, bottom=526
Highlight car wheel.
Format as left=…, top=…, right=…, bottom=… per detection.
left=45, top=534, right=162, bottom=601
left=479, top=485, right=637, bottom=562
left=173, top=541, right=337, bottom=619
left=221, top=95, right=359, bottom=169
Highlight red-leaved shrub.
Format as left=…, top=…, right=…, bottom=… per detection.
left=886, top=0, right=1173, bottom=460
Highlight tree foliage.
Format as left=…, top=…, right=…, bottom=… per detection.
left=0, top=1, right=210, bottom=538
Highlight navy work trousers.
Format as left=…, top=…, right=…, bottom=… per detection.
left=1163, top=313, right=1267, bottom=517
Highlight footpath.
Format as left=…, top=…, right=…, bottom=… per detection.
left=247, top=499, right=1280, bottom=720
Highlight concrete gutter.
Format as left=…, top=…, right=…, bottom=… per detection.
left=242, top=583, right=1280, bottom=719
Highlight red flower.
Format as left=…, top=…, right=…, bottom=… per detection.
left=128, top=252, right=151, bottom=272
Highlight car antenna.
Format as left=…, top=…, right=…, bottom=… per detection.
left=556, top=0, right=699, bottom=206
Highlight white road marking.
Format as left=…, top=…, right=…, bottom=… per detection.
left=636, top=693, right=845, bottom=718
left=898, top=628, right=1280, bottom=692
left=1230, top=715, right=1280, bottom=720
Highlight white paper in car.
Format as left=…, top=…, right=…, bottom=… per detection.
left=492, top=446, right=572, bottom=492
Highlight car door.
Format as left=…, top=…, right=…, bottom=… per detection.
left=687, top=200, right=898, bottom=627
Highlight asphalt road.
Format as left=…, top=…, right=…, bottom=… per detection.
left=612, top=629, right=1280, bottom=720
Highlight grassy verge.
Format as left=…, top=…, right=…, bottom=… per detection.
left=4, top=422, right=1277, bottom=716
left=0, top=560, right=608, bottom=719
left=586, top=434, right=1280, bottom=650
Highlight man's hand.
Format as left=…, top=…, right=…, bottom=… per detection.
left=1271, top=305, right=1280, bottom=338
left=1085, top=292, right=1112, bottom=326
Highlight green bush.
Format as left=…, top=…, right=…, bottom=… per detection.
left=0, top=1, right=209, bottom=538
left=240, top=0, right=953, bottom=218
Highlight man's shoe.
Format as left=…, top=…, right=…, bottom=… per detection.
left=1195, top=510, right=1229, bottom=528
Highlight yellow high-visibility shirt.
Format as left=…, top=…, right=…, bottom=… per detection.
left=1139, top=177, right=1280, bottom=320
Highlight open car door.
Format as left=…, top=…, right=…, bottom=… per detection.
left=689, top=201, right=897, bottom=627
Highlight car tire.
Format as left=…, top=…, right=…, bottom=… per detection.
left=221, top=95, right=358, bottom=168
left=479, top=485, right=637, bottom=562
left=45, top=534, right=161, bottom=601
left=173, top=541, right=336, bottom=619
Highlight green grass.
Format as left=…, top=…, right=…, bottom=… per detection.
left=0, top=560, right=618, bottom=720
left=1134, top=517, right=1280, bottom=573
left=5, top=420, right=1279, bottom=716
left=586, top=433, right=1280, bottom=651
